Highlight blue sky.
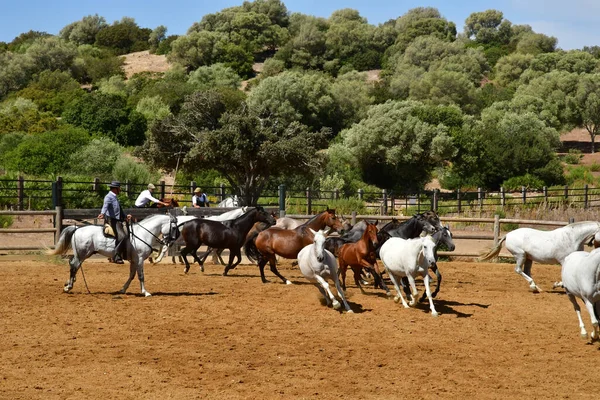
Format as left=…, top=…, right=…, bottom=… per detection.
left=1, top=0, right=598, bottom=50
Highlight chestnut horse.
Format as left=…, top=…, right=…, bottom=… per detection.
left=154, top=198, right=180, bottom=208
left=337, top=221, right=391, bottom=296
left=244, top=208, right=344, bottom=284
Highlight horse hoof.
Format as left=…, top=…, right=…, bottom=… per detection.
left=393, top=296, right=401, bottom=303
left=580, top=332, right=588, bottom=339
left=63, top=287, right=71, bottom=293
left=332, top=301, right=341, bottom=310
left=385, top=291, right=392, bottom=297
left=144, top=292, right=152, bottom=297
left=346, top=310, right=354, bottom=314
left=285, top=280, right=292, bottom=285
left=431, top=312, right=439, bottom=318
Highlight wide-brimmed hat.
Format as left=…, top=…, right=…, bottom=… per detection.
left=109, top=180, right=121, bottom=188
left=148, top=183, right=155, bottom=190
left=194, top=187, right=202, bottom=193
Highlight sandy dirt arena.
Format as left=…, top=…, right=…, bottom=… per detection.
left=1, top=257, right=599, bottom=400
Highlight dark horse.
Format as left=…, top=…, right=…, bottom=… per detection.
left=380, top=211, right=441, bottom=238
left=180, top=206, right=276, bottom=276
left=337, top=221, right=390, bottom=295
left=244, top=208, right=344, bottom=284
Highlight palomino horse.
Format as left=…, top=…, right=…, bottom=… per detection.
left=479, top=221, right=600, bottom=292
left=560, top=248, right=600, bottom=342
left=48, top=214, right=179, bottom=297
left=297, top=228, right=353, bottom=313
left=179, top=207, right=276, bottom=275
left=379, top=235, right=439, bottom=316
left=244, top=208, right=344, bottom=284
left=337, top=221, right=390, bottom=295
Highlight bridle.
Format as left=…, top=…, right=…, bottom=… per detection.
left=130, top=214, right=180, bottom=252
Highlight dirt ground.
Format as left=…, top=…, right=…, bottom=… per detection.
left=1, top=257, right=599, bottom=400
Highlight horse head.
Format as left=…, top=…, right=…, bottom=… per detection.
left=434, top=225, right=455, bottom=251
left=255, top=206, right=277, bottom=226
left=420, top=210, right=443, bottom=232
left=421, top=235, right=437, bottom=267
left=364, top=222, right=379, bottom=246
left=309, top=228, right=327, bottom=262
left=415, top=213, right=437, bottom=235
left=323, top=208, right=343, bottom=232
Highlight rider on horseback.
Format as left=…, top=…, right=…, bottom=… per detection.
left=98, top=181, right=132, bottom=264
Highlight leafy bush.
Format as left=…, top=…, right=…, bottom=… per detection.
left=565, top=166, right=595, bottom=185
left=0, top=215, right=13, bottom=227
left=112, top=156, right=159, bottom=186
left=563, top=149, right=583, bottom=165
left=501, top=174, right=545, bottom=191
left=68, top=137, right=123, bottom=178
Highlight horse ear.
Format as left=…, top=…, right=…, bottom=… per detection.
left=309, top=228, right=317, bottom=235
left=323, top=227, right=331, bottom=236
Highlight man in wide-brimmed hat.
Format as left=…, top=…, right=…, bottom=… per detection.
left=135, top=183, right=168, bottom=208
left=192, top=187, right=210, bottom=207
left=98, top=181, right=131, bottom=264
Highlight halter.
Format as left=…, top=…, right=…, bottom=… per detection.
left=130, top=214, right=180, bottom=252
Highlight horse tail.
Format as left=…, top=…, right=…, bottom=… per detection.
left=47, top=225, right=77, bottom=256
left=243, top=231, right=261, bottom=263
left=478, top=236, right=507, bottom=262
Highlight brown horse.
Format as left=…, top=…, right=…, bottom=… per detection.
left=154, top=198, right=180, bottom=208
left=338, top=221, right=390, bottom=296
left=244, top=208, right=344, bottom=284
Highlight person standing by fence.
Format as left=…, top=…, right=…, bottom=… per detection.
left=98, top=181, right=131, bottom=264
left=192, top=187, right=210, bottom=207
left=135, top=183, right=168, bottom=208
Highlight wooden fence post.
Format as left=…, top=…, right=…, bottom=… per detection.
left=477, top=187, right=483, bottom=209
left=54, top=205, right=63, bottom=245
left=457, top=189, right=461, bottom=214
left=501, top=187, right=505, bottom=208
left=494, top=214, right=500, bottom=247
left=93, top=177, right=100, bottom=192
left=278, top=184, right=286, bottom=218
left=358, top=189, right=363, bottom=201
left=334, top=188, right=339, bottom=200
left=306, top=187, right=312, bottom=215
left=220, top=183, right=225, bottom=202
left=351, top=211, right=357, bottom=225
left=159, top=180, right=166, bottom=200
left=17, top=176, right=24, bottom=210
left=125, top=180, right=131, bottom=198
left=584, top=184, right=589, bottom=209
left=564, top=185, right=569, bottom=199
left=382, top=189, right=388, bottom=215
left=433, top=189, right=438, bottom=212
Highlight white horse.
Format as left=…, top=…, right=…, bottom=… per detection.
left=297, top=228, right=353, bottom=313
left=48, top=214, right=179, bottom=297
left=274, top=217, right=302, bottom=230
left=561, top=248, right=600, bottom=342
left=379, top=235, right=439, bottom=316
left=217, top=195, right=240, bottom=207
left=479, top=221, right=600, bottom=292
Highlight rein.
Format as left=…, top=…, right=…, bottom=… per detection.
left=129, top=216, right=179, bottom=253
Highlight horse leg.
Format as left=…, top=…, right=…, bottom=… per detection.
left=566, top=292, right=588, bottom=339
left=352, top=266, right=367, bottom=294
left=423, top=273, right=439, bottom=317
left=135, top=258, right=151, bottom=297
left=152, top=245, right=169, bottom=264
left=179, top=245, right=194, bottom=274
left=583, top=298, right=599, bottom=341
left=338, top=261, right=348, bottom=291
left=258, top=257, right=269, bottom=283
left=330, top=270, right=353, bottom=313
left=222, top=250, right=240, bottom=276
left=514, top=255, right=541, bottom=292
left=386, top=270, right=409, bottom=308
left=314, top=275, right=340, bottom=309
left=190, top=248, right=205, bottom=272
left=268, top=256, right=291, bottom=285
left=401, top=276, right=412, bottom=299
left=371, top=261, right=391, bottom=296
left=64, top=255, right=82, bottom=293
left=315, top=283, right=332, bottom=307
left=406, top=274, right=419, bottom=306
left=119, top=261, right=137, bottom=295
left=420, top=265, right=442, bottom=302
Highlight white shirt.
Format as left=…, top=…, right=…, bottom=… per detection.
left=135, top=190, right=161, bottom=207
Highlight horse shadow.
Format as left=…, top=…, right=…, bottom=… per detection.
left=414, top=298, right=490, bottom=318
left=82, top=291, right=221, bottom=297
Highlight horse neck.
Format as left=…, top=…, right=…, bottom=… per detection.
left=303, top=212, right=328, bottom=230
left=231, top=209, right=259, bottom=235
left=571, top=222, right=600, bottom=243
left=358, top=228, right=376, bottom=252
left=137, top=215, right=170, bottom=238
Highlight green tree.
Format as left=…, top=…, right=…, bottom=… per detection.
left=576, top=74, right=600, bottom=153
left=148, top=25, right=167, bottom=53
left=95, top=17, right=151, bottom=55
left=2, top=126, right=90, bottom=174
left=68, top=137, right=122, bottom=177
left=60, top=14, right=108, bottom=45
left=187, top=63, right=242, bottom=90
left=328, top=100, right=456, bottom=191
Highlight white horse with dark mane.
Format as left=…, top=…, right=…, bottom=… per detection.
left=479, top=221, right=600, bottom=292
left=48, top=214, right=179, bottom=297
left=297, top=228, right=353, bottom=313
left=560, top=248, right=600, bottom=342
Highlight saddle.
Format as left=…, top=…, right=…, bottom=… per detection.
left=104, top=222, right=116, bottom=238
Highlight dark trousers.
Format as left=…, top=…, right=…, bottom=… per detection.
left=108, top=217, right=129, bottom=259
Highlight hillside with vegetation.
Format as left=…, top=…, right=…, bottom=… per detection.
left=1, top=1, right=600, bottom=205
